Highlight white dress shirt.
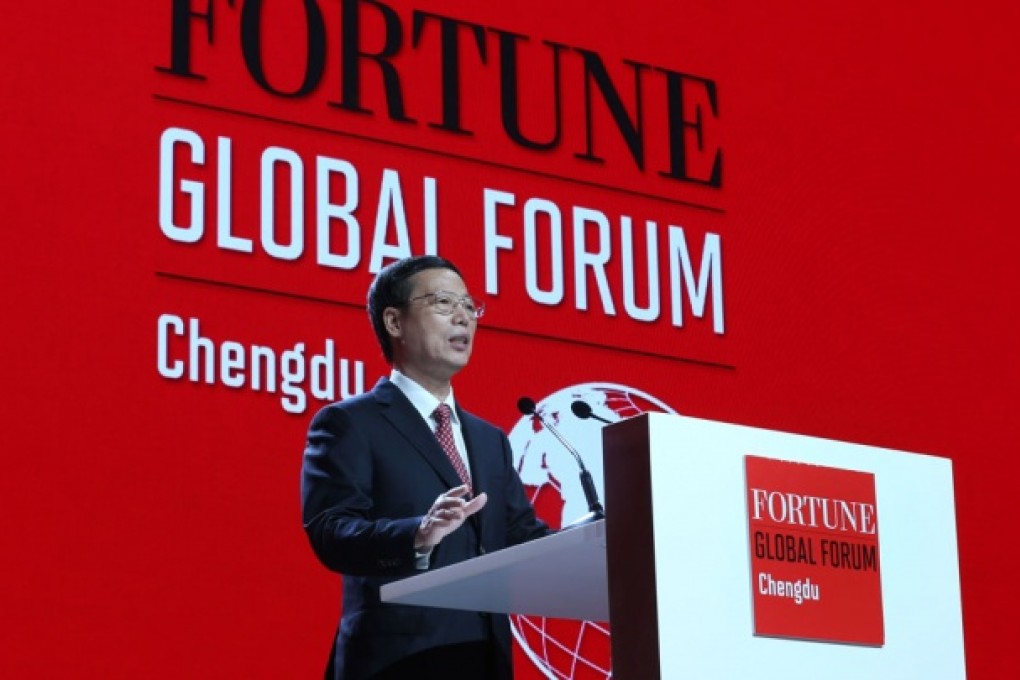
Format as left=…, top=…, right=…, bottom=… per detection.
left=389, top=369, right=473, bottom=480
left=389, top=369, right=475, bottom=569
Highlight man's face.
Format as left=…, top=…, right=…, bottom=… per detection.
left=386, top=268, right=477, bottom=390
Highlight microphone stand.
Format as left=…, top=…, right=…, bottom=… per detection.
left=517, top=397, right=605, bottom=528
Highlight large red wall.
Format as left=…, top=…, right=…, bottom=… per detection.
left=2, top=1, right=1017, bottom=677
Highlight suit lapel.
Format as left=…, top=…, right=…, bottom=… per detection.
left=458, top=408, right=498, bottom=496
left=458, top=406, right=493, bottom=539
left=373, top=378, right=465, bottom=492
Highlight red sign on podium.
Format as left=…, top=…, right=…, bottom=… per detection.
left=745, top=455, right=884, bottom=645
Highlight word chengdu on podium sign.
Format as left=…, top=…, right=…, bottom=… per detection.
left=745, top=456, right=883, bottom=645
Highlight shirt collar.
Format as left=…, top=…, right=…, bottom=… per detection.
left=389, top=369, right=459, bottom=425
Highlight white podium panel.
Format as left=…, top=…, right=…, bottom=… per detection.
left=381, top=519, right=608, bottom=621
left=604, top=413, right=965, bottom=680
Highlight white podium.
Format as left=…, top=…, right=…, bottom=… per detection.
left=380, top=518, right=608, bottom=621
left=383, top=414, right=966, bottom=679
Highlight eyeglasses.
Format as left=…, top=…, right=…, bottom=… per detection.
left=407, top=290, right=486, bottom=319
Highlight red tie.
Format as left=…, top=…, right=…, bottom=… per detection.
left=432, top=404, right=472, bottom=492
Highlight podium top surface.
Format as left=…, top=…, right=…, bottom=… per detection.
left=381, top=519, right=608, bottom=621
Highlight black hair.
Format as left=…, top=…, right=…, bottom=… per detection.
left=366, top=255, right=462, bottom=363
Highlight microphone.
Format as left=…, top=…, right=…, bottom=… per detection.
left=570, top=399, right=613, bottom=425
left=517, top=397, right=605, bottom=528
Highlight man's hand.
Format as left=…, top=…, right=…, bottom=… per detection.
left=414, top=484, right=488, bottom=550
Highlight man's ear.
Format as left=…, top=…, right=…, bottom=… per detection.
left=383, top=307, right=402, bottom=341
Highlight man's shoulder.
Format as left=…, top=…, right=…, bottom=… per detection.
left=311, top=379, right=390, bottom=419
left=457, top=406, right=504, bottom=436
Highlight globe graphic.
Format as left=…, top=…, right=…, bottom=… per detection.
left=507, top=383, right=677, bottom=680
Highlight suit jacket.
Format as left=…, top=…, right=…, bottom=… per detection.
left=301, top=377, right=549, bottom=679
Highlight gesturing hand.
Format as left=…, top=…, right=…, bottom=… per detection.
left=414, top=484, right=488, bottom=550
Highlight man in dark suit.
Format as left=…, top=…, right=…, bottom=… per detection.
left=302, top=255, right=549, bottom=679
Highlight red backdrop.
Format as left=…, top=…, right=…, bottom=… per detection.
left=2, top=1, right=1017, bottom=677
